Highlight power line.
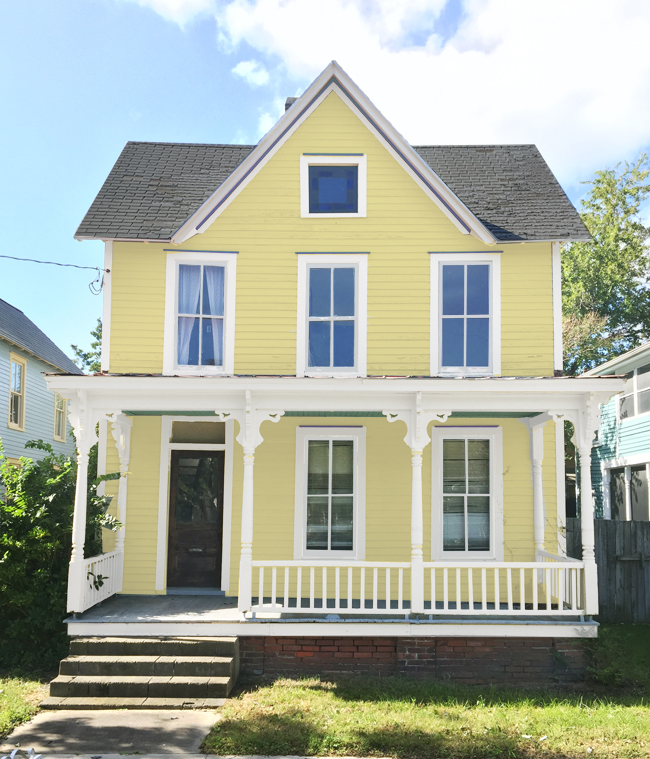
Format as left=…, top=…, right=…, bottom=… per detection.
left=0, top=254, right=109, bottom=294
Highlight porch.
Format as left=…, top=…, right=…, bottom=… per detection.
left=45, top=374, right=625, bottom=637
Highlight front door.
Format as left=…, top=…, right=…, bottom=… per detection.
left=167, top=451, right=224, bottom=588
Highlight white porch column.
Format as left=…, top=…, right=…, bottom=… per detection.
left=109, top=413, right=132, bottom=592
left=520, top=415, right=550, bottom=555
left=217, top=391, right=283, bottom=614
left=384, top=395, right=450, bottom=615
left=67, top=391, right=98, bottom=614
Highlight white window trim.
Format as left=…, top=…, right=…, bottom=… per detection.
left=431, top=426, right=504, bottom=561
left=430, top=252, right=501, bottom=376
left=300, top=154, right=367, bottom=218
left=616, top=366, right=650, bottom=423
left=294, top=426, right=366, bottom=561
left=163, top=251, right=237, bottom=375
left=8, top=352, right=27, bottom=431
left=296, top=253, right=368, bottom=377
left=53, top=392, right=66, bottom=442
left=155, top=416, right=234, bottom=592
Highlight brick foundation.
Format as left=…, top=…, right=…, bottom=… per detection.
left=239, top=636, right=587, bottom=684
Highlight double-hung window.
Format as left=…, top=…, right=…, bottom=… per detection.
left=53, top=393, right=66, bottom=442
left=297, top=253, right=368, bottom=376
left=431, top=427, right=503, bottom=560
left=163, top=252, right=236, bottom=375
left=8, top=354, right=26, bottom=430
left=295, top=427, right=366, bottom=559
left=619, top=363, right=650, bottom=420
left=430, top=253, right=501, bottom=375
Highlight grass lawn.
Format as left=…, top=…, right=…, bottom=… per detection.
left=0, top=673, right=49, bottom=739
left=203, top=625, right=650, bottom=758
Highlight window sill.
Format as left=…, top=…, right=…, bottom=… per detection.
left=301, top=212, right=367, bottom=219
left=167, top=368, right=229, bottom=376
left=303, top=371, right=365, bottom=378
left=7, top=422, right=25, bottom=432
left=53, top=436, right=66, bottom=443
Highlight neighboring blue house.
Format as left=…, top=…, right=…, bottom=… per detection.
left=0, top=298, right=81, bottom=464
left=585, top=342, right=650, bottom=521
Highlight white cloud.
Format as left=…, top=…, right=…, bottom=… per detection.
left=232, top=59, right=271, bottom=87
left=125, top=0, right=215, bottom=25
left=130, top=0, right=650, bottom=186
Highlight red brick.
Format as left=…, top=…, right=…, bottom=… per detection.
left=301, top=645, right=321, bottom=652
left=334, top=652, right=354, bottom=658
left=295, top=651, right=314, bottom=657
left=320, top=646, right=338, bottom=652
left=354, top=652, right=373, bottom=658
left=282, top=645, right=302, bottom=651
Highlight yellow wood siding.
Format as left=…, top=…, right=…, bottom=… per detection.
left=109, top=91, right=555, bottom=377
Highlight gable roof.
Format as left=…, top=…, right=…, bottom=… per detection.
left=583, top=341, right=650, bottom=377
left=0, top=299, right=83, bottom=374
left=75, top=62, right=589, bottom=245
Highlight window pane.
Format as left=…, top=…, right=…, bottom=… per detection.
left=309, top=268, right=331, bottom=317
left=308, top=321, right=331, bottom=367
left=466, top=265, right=489, bottom=315
left=178, top=265, right=201, bottom=314
left=333, top=268, right=355, bottom=316
left=333, top=321, right=355, bottom=367
left=639, top=389, right=650, bottom=415
left=443, top=496, right=465, bottom=551
left=442, top=265, right=464, bottom=315
left=11, top=362, right=22, bottom=393
left=331, top=440, right=353, bottom=494
left=307, top=440, right=329, bottom=495
left=202, top=266, right=224, bottom=316
left=467, top=440, right=490, bottom=493
left=309, top=166, right=358, bottom=213
left=620, top=394, right=635, bottom=420
left=466, top=318, right=489, bottom=367
left=467, top=497, right=490, bottom=550
left=175, top=457, right=220, bottom=524
left=638, top=364, right=650, bottom=391
left=10, top=394, right=21, bottom=425
left=201, top=318, right=223, bottom=366
left=306, top=497, right=329, bottom=549
left=610, top=468, right=626, bottom=520
left=631, top=465, right=649, bottom=521
left=331, top=496, right=353, bottom=550
left=441, top=319, right=464, bottom=367
left=178, top=317, right=200, bottom=365
left=443, top=439, right=466, bottom=493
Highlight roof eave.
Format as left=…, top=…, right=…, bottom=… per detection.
left=0, top=334, right=82, bottom=375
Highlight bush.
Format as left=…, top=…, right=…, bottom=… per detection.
left=0, top=440, right=119, bottom=668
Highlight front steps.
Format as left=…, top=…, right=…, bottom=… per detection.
left=42, top=636, right=239, bottom=709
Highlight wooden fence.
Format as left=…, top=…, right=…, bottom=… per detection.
left=566, top=518, right=650, bottom=623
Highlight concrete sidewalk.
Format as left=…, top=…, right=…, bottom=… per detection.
left=0, top=710, right=218, bottom=755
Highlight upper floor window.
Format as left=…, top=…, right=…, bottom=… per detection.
left=296, top=253, right=368, bottom=377
left=163, top=252, right=237, bottom=375
left=8, top=353, right=26, bottom=430
left=300, top=155, right=367, bottom=218
left=619, top=363, right=650, bottom=420
left=430, top=253, right=501, bottom=376
left=53, top=393, right=66, bottom=442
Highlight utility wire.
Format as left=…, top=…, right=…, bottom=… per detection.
left=0, top=254, right=109, bottom=294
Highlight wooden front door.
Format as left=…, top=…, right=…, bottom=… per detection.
left=167, top=451, right=224, bottom=588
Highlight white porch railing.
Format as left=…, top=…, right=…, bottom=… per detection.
left=76, top=549, right=124, bottom=613
left=248, top=558, right=585, bottom=616
left=250, top=561, right=411, bottom=614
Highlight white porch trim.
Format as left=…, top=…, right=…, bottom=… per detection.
left=101, top=241, right=112, bottom=373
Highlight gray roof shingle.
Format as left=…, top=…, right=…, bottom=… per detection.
left=76, top=141, right=589, bottom=243
left=0, top=299, right=83, bottom=374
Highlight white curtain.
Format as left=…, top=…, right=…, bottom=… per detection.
left=203, top=266, right=224, bottom=315
left=178, top=265, right=201, bottom=365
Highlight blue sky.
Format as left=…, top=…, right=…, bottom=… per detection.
left=1, top=0, right=649, bottom=360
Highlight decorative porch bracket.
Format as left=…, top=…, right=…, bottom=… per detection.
left=519, top=413, right=552, bottom=556
left=216, top=391, right=284, bottom=613
left=384, top=394, right=451, bottom=614
left=550, top=393, right=610, bottom=616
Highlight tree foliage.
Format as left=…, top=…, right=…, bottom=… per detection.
left=71, top=318, right=102, bottom=374
left=562, top=155, right=650, bottom=376
left=0, top=440, right=120, bottom=668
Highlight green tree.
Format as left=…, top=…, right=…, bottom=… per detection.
left=0, top=440, right=120, bottom=668
left=562, top=154, right=650, bottom=376
left=71, top=318, right=102, bottom=373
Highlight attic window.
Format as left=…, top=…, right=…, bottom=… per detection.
left=300, top=155, right=367, bottom=218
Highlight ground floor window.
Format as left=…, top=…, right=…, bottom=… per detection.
left=294, top=426, right=366, bottom=560
left=431, top=426, right=503, bottom=560
left=609, top=464, right=650, bottom=521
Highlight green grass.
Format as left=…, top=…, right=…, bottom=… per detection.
left=0, top=673, right=49, bottom=739
left=203, top=625, right=650, bottom=758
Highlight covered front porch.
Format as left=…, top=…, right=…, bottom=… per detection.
left=46, top=374, right=624, bottom=637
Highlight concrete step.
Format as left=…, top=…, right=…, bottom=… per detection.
left=41, top=696, right=226, bottom=710
left=60, top=655, right=234, bottom=678
left=50, top=674, right=233, bottom=699
left=69, top=636, right=238, bottom=658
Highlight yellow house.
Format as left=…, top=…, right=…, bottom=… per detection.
left=47, top=62, right=624, bottom=691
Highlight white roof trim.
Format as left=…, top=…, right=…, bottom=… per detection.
left=583, top=341, right=650, bottom=376
left=171, top=61, right=497, bottom=246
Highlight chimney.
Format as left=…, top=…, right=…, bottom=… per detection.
left=285, top=97, right=298, bottom=112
